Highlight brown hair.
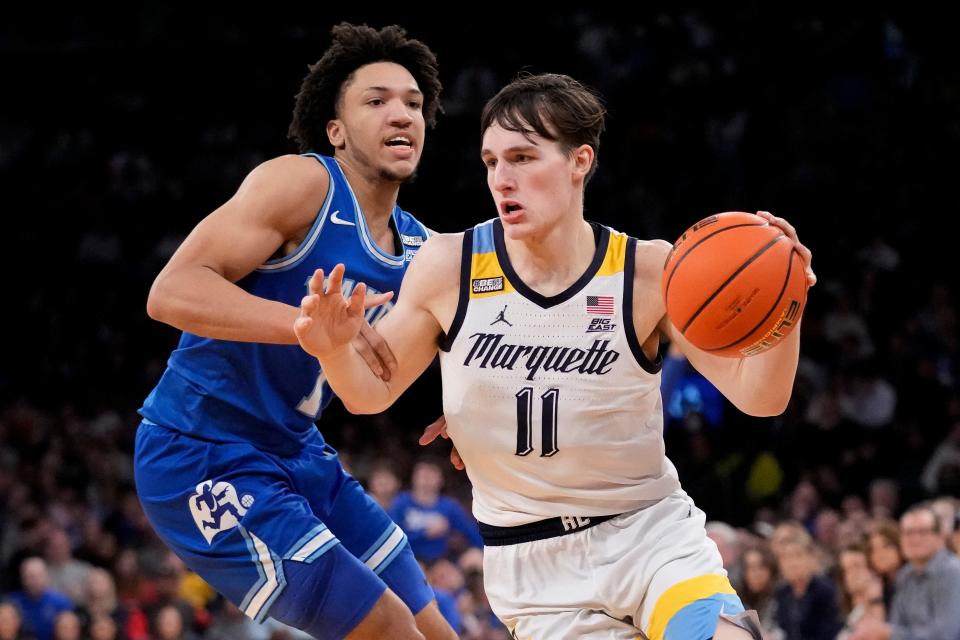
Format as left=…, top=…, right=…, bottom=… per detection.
left=480, top=73, right=606, bottom=184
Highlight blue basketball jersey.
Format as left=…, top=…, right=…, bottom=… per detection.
left=140, top=154, right=430, bottom=455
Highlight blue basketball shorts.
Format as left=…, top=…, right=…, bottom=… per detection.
left=134, top=420, right=433, bottom=639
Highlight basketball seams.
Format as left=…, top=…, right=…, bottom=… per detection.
left=704, top=247, right=796, bottom=353
left=662, top=221, right=768, bottom=304
left=679, top=234, right=787, bottom=334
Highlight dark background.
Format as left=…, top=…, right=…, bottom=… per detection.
left=3, top=8, right=959, bottom=524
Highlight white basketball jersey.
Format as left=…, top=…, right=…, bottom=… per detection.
left=439, top=219, right=680, bottom=526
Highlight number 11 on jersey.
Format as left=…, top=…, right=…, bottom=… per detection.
left=516, top=387, right=559, bottom=457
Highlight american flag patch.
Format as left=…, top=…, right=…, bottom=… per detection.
left=586, top=295, right=615, bottom=315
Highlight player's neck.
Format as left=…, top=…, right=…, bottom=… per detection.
left=338, top=157, right=401, bottom=235
left=505, top=215, right=596, bottom=296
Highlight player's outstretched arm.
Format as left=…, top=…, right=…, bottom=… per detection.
left=146, top=155, right=327, bottom=344
left=296, top=233, right=460, bottom=414
left=638, top=213, right=816, bottom=416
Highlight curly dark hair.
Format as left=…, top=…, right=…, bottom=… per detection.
left=289, top=23, right=442, bottom=153
left=479, top=73, right=606, bottom=184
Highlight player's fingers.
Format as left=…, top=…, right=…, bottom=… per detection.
left=360, top=322, right=397, bottom=377
left=451, top=446, right=465, bottom=471
left=348, top=282, right=366, bottom=317
left=308, top=269, right=325, bottom=296
left=301, top=294, right=320, bottom=316
left=363, top=290, right=395, bottom=310
left=419, top=415, right=447, bottom=445
left=327, top=263, right=346, bottom=297
left=352, top=330, right=384, bottom=379
left=760, top=211, right=797, bottom=239
left=293, top=316, right=313, bottom=338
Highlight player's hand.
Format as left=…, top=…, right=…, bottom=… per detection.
left=756, top=211, right=817, bottom=287
left=294, top=264, right=394, bottom=359
left=353, top=321, right=398, bottom=381
left=419, top=415, right=465, bottom=471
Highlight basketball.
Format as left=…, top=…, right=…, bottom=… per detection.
left=662, top=211, right=808, bottom=357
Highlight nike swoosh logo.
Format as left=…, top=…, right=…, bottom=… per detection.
left=329, top=210, right=355, bottom=226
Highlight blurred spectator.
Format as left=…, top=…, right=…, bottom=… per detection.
left=835, top=543, right=884, bottom=640
left=152, top=605, right=198, bottom=640
left=837, top=363, right=896, bottom=429
left=774, top=537, right=841, bottom=640
left=813, top=508, right=841, bottom=552
left=389, top=460, right=482, bottom=562
left=0, top=602, right=32, bottom=640
left=921, top=422, right=960, bottom=495
left=2, top=518, right=53, bottom=593
left=50, top=612, right=79, bottom=640
left=866, top=520, right=903, bottom=611
left=930, top=496, right=957, bottom=541
left=88, top=614, right=118, bottom=640
left=788, top=481, right=821, bottom=532
left=365, top=463, right=401, bottom=511
left=141, top=555, right=197, bottom=636
left=770, top=521, right=812, bottom=559
left=76, top=567, right=147, bottom=640
left=43, top=530, right=92, bottom=606
left=706, top=521, right=742, bottom=586
left=736, top=545, right=783, bottom=640
left=5, top=558, right=72, bottom=640
left=202, top=601, right=269, bottom=640
left=868, top=480, right=899, bottom=521
left=852, top=505, right=960, bottom=639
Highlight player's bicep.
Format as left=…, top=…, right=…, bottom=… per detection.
left=161, top=157, right=326, bottom=283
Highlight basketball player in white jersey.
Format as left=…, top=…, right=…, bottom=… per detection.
left=294, top=73, right=816, bottom=639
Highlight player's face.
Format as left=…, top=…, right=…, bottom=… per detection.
left=481, top=123, right=590, bottom=240
left=329, top=62, right=426, bottom=183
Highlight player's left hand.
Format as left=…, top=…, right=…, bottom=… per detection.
left=419, top=415, right=465, bottom=471
left=756, top=211, right=817, bottom=287
left=294, top=264, right=394, bottom=359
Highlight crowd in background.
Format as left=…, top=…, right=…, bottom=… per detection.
left=3, top=9, right=960, bottom=640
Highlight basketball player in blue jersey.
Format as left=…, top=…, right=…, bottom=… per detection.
left=294, top=73, right=817, bottom=640
left=134, top=23, right=457, bottom=640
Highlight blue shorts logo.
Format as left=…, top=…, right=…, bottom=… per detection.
left=188, top=480, right=254, bottom=544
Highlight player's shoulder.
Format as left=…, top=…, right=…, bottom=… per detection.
left=631, top=238, right=672, bottom=283
left=244, top=154, right=329, bottom=195
left=410, top=231, right=464, bottom=272
left=233, top=154, right=329, bottom=231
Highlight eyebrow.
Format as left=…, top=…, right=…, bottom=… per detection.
left=480, top=144, right=539, bottom=157
left=362, top=86, right=423, bottom=96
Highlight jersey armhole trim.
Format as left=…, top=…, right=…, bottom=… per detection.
left=256, top=153, right=333, bottom=272
left=623, top=236, right=664, bottom=374
left=438, top=229, right=473, bottom=352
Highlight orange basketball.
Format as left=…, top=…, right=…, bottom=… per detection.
left=661, top=211, right=808, bottom=357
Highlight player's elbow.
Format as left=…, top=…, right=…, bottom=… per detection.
left=737, top=392, right=791, bottom=417
left=340, top=399, right=389, bottom=416
left=146, top=278, right=172, bottom=323
left=146, top=273, right=187, bottom=328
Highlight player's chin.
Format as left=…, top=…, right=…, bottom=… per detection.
left=378, top=160, right=419, bottom=184
left=499, top=217, right=536, bottom=240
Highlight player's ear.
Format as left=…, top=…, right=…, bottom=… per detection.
left=326, top=119, right=346, bottom=149
left=572, top=144, right=594, bottom=181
